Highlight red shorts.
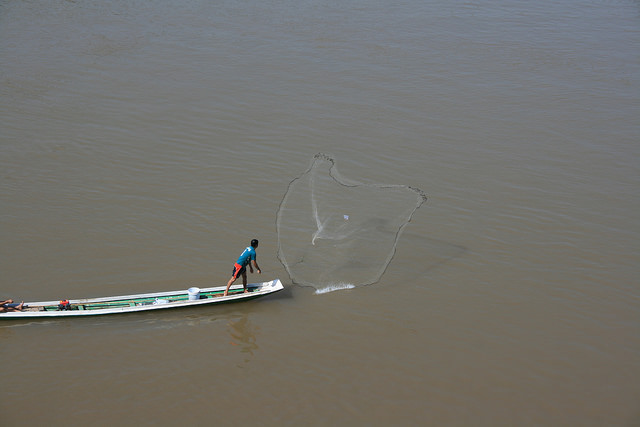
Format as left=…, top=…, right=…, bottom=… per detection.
left=231, top=262, right=246, bottom=279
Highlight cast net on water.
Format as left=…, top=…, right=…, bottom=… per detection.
left=276, top=154, right=427, bottom=293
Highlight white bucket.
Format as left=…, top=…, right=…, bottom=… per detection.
left=187, top=287, right=200, bottom=301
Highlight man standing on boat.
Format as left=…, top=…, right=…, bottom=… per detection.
left=224, top=239, right=261, bottom=296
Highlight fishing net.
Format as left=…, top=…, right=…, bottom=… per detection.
left=276, top=153, right=427, bottom=293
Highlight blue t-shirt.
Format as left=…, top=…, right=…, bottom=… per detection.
left=236, top=246, right=256, bottom=267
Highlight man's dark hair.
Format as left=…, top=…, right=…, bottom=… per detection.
left=251, top=239, right=259, bottom=248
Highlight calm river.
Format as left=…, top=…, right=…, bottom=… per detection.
left=1, top=0, right=639, bottom=425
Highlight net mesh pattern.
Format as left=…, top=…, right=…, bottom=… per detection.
left=276, top=154, right=427, bottom=292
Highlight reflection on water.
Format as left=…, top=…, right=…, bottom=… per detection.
left=227, top=313, right=259, bottom=366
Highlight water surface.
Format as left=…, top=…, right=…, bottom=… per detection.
left=1, top=0, right=639, bottom=425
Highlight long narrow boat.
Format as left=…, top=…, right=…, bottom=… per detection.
left=0, top=279, right=283, bottom=319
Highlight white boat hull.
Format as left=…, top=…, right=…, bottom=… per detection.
left=0, top=279, right=283, bottom=319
